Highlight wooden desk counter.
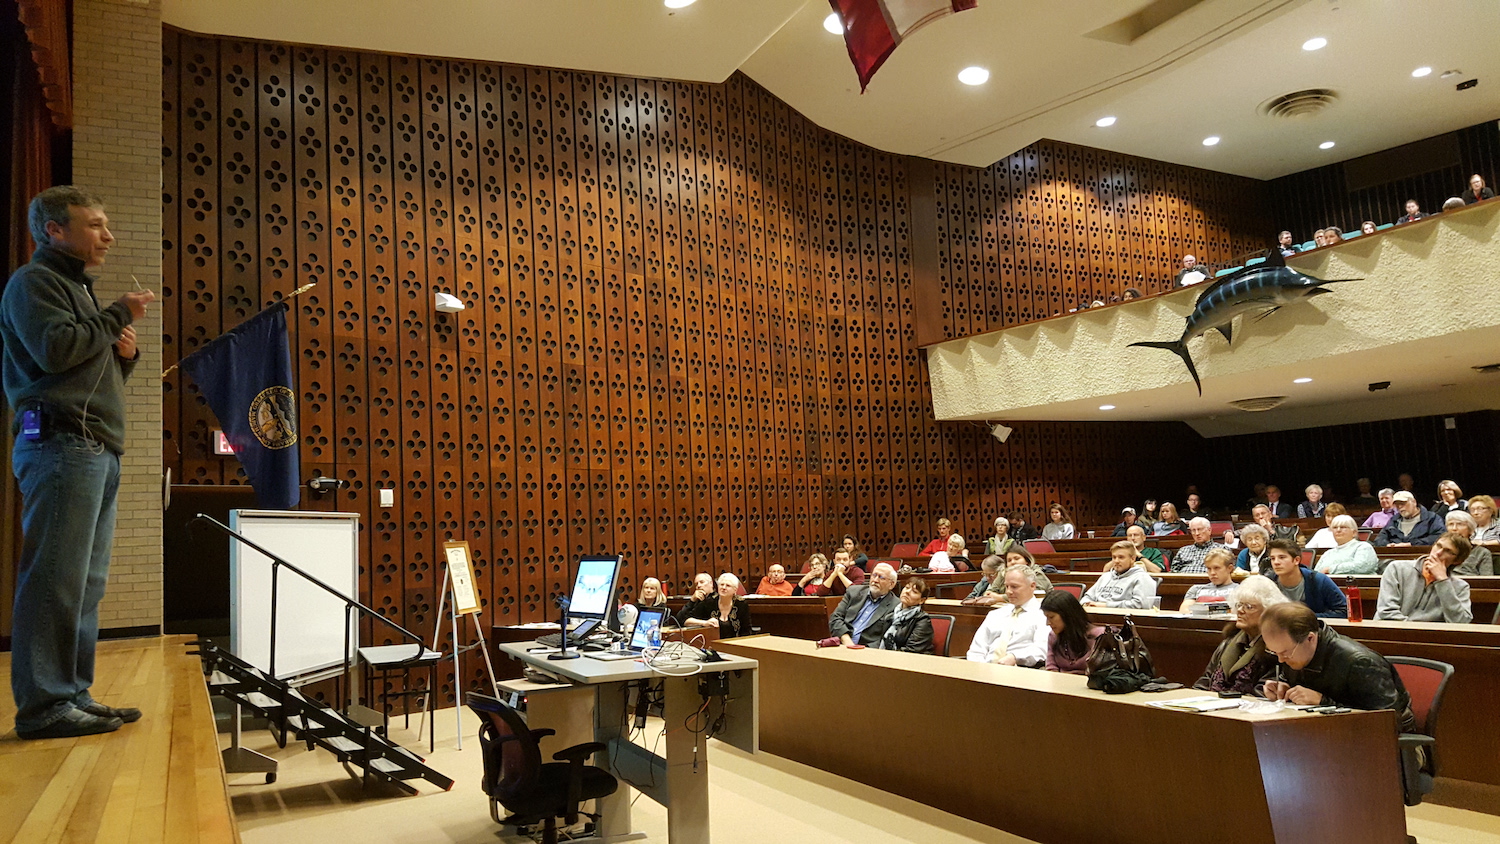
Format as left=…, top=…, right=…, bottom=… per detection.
left=716, top=635, right=1406, bottom=844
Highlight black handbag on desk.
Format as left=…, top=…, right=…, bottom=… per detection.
left=1086, top=616, right=1156, bottom=693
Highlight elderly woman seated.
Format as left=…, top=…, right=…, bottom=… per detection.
left=1311, top=514, right=1379, bottom=575
left=1235, top=524, right=1272, bottom=575
left=1192, top=575, right=1289, bottom=695
left=962, top=555, right=1006, bottom=606
left=1467, top=494, right=1500, bottom=544
left=880, top=577, right=935, bottom=654
left=1444, top=510, right=1494, bottom=576
left=1304, top=503, right=1347, bottom=548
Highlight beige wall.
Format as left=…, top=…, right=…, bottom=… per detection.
left=73, top=0, right=164, bottom=630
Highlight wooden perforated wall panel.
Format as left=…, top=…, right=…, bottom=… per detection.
left=928, top=142, right=1271, bottom=342
left=162, top=31, right=1203, bottom=703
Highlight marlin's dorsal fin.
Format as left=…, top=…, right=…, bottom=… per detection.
left=1263, top=248, right=1286, bottom=268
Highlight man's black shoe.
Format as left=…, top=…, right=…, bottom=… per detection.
left=79, top=701, right=142, bottom=723
left=16, top=708, right=124, bottom=740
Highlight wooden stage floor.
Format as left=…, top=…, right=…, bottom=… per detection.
left=0, top=634, right=238, bottom=843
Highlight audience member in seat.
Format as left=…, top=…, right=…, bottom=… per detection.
left=1150, top=502, right=1187, bottom=536
left=1251, top=503, right=1301, bottom=545
left=1179, top=549, right=1239, bottom=614
left=1443, top=196, right=1466, bottom=211
left=919, top=518, right=954, bottom=556
left=1173, top=254, right=1208, bottom=286
left=683, top=573, right=754, bottom=638
left=1193, top=574, right=1287, bottom=694
left=1432, top=480, right=1467, bottom=519
left=1264, top=485, right=1294, bottom=519
left=1324, top=226, right=1344, bottom=242
left=1464, top=174, right=1495, bottom=204
left=1313, top=515, right=1379, bottom=575
left=1004, top=546, right=1053, bottom=593
left=1111, top=507, right=1140, bottom=537
left=1259, top=604, right=1416, bottom=733
left=963, top=555, right=1007, bottom=606
left=795, top=554, right=837, bottom=597
left=1467, top=494, right=1500, bottom=544
left=1008, top=511, right=1039, bottom=542
left=675, top=572, right=717, bottom=625
left=986, top=517, right=1019, bottom=556
left=1353, top=477, right=1379, bottom=507
left=1398, top=473, right=1416, bottom=494
left=1443, top=512, right=1492, bottom=576
left=1304, top=503, right=1347, bottom=549
left=1041, top=590, right=1104, bottom=675
left=1183, top=493, right=1210, bottom=520
left=1374, top=491, right=1445, bottom=547
left=1376, top=532, right=1473, bottom=624
left=1297, top=485, right=1327, bottom=519
left=1362, top=488, right=1397, bottom=530
left=1171, top=518, right=1227, bottom=574
left=1083, top=542, right=1158, bottom=609
left=620, top=577, right=669, bottom=631
left=755, top=564, right=795, bottom=597
left=1397, top=199, right=1426, bottom=224
left=840, top=534, right=870, bottom=570
left=1267, top=539, right=1347, bottom=618
left=880, top=577, right=935, bottom=654
left=1277, top=231, right=1300, bottom=257
left=1360, top=221, right=1377, bottom=235
left=1235, top=524, right=1272, bottom=574
left=829, top=563, right=899, bottom=646
left=1121, top=287, right=1144, bottom=301
left=826, top=548, right=867, bottom=588
left=1126, top=524, right=1166, bottom=572
left=927, top=534, right=966, bottom=573
left=966, top=564, right=1048, bottom=666
left=1041, top=503, right=1075, bottom=541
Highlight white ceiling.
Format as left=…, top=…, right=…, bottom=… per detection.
left=164, top=0, right=1500, bottom=180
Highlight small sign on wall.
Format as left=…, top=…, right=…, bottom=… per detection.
left=213, top=430, right=235, bottom=455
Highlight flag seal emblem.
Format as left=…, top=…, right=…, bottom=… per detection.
left=248, top=386, right=298, bottom=449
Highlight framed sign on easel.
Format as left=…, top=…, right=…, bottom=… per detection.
left=434, top=540, right=500, bottom=749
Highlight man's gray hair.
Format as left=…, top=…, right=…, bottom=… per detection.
left=981, top=554, right=1004, bottom=574
left=1378, top=488, right=1395, bottom=497
left=872, top=562, right=898, bottom=580
left=1003, top=563, right=1037, bottom=585
left=1188, top=517, right=1211, bottom=530
left=29, top=186, right=104, bottom=246
left=1228, top=574, right=1288, bottom=614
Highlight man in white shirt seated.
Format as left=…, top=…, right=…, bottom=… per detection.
left=966, top=564, right=1047, bottom=666
left=1173, top=254, right=1208, bottom=286
left=1178, top=548, right=1238, bottom=614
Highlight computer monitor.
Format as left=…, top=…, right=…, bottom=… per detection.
left=567, top=555, right=622, bottom=622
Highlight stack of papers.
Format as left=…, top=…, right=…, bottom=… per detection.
left=1147, top=695, right=1244, bottom=713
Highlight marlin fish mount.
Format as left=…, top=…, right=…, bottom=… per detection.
left=1130, top=251, right=1361, bottom=395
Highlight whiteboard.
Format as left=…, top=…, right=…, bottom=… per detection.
left=230, top=510, right=360, bottom=683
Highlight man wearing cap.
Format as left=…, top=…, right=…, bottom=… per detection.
left=1111, top=507, right=1140, bottom=537
left=1374, top=491, right=1445, bottom=547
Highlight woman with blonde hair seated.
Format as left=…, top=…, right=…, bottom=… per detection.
left=618, top=577, right=667, bottom=632
left=1433, top=480, right=1467, bottom=519
left=1312, top=515, right=1379, bottom=575
left=1192, top=575, right=1288, bottom=694
left=1467, top=494, right=1500, bottom=544
left=1304, top=503, right=1348, bottom=549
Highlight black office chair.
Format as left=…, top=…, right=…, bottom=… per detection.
left=466, top=692, right=619, bottom=844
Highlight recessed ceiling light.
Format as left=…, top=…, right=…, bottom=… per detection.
left=1095, top=116, right=1117, bottom=128
left=957, top=66, right=990, bottom=86
left=1440, top=69, right=1462, bottom=79
left=1099, top=404, right=1116, bottom=411
left=1412, top=66, right=1433, bottom=78
left=1202, top=136, right=1220, bottom=146
left=1302, top=37, right=1327, bottom=51
left=664, top=0, right=696, bottom=7
left=1293, top=377, right=1313, bottom=384
left=1319, top=141, right=1335, bottom=150
left=823, top=12, right=843, bottom=34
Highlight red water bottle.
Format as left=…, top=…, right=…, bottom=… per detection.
left=1344, top=576, right=1362, bottom=622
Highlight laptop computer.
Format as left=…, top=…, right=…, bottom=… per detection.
left=586, top=606, right=667, bottom=661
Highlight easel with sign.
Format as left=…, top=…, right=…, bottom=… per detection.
left=432, top=540, right=501, bottom=750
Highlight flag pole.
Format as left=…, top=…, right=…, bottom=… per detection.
left=161, top=282, right=317, bottom=379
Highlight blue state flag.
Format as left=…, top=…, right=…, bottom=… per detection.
left=178, top=302, right=300, bottom=509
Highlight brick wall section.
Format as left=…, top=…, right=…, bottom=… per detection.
left=72, top=0, right=163, bottom=630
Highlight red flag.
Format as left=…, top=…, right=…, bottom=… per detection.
left=830, top=0, right=978, bottom=92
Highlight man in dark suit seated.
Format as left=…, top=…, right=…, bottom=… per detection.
left=828, top=563, right=899, bottom=646
left=1263, top=485, right=1294, bottom=519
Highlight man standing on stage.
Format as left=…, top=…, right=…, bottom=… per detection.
left=3, top=187, right=154, bottom=739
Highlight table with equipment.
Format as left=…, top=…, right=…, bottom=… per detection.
left=498, top=639, right=758, bottom=843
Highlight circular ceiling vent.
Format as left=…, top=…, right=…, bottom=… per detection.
left=1258, top=88, right=1339, bottom=119
left=1229, top=396, right=1288, bottom=412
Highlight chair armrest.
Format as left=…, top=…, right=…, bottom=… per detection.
left=1398, top=733, right=1436, bottom=805
left=1398, top=734, right=1435, bottom=751
left=529, top=728, right=556, bottom=742
left=552, top=741, right=606, bottom=763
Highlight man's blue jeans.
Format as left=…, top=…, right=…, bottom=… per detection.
left=10, top=432, right=120, bottom=733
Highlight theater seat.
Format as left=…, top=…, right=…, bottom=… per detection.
left=1214, top=266, right=1242, bottom=277
left=1377, top=223, right=1394, bottom=230
left=890, top=542, right=921, bottom=557
left=1387, top=657, right=1454, bottom=807
left=1023, top=539, right=1054, bottom=555
left=1301, top=241, right=1316, bottom=250
left=1051, top=582, right=1085, bottom=599
left=927, top=613, right=956, bottom=657
left=1244, top=256, right=1266, bottom=266
left=1210, top=520, right=1232, bottom=534
left=1300, top=549, right=1316, bottom=568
